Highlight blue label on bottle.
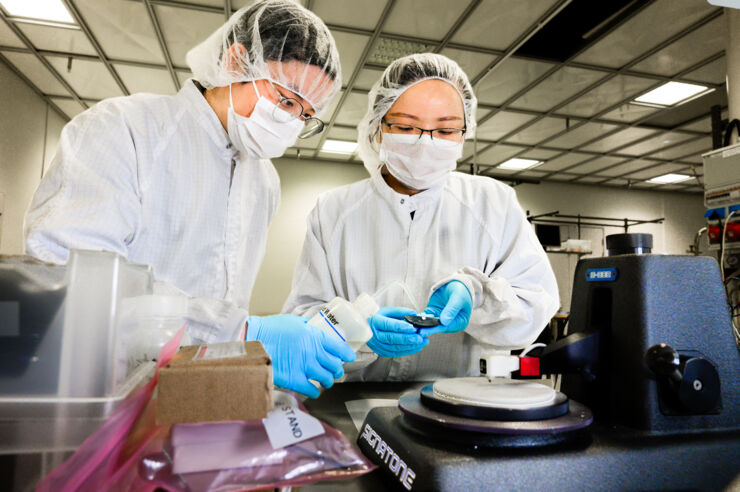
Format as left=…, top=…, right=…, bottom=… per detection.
left=586, top=268, right=618, bottom=282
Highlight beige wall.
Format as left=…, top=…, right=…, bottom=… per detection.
left=0, top=60, right=67, bottom=255
left=248, top=157, right=368, bottom=315
left=511, top=180, right=705, bottom=312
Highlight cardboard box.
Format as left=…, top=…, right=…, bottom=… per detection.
left=156, top=341, right=273, bottom=425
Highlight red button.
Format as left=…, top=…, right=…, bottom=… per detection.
left=519, top=357, right=540, bottom=376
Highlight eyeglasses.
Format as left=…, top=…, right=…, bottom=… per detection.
left=382, top=119, right=466, bottom=146
left=267, top=81, right=324, bottom=139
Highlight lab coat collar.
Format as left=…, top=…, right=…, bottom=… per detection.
left=370, top=171, right=446, bottom=212
left=179, top=79, right=233, bottom=154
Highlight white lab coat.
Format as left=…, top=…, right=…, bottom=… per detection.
left=25, top=80, right=280, bottom=343
left=282, top=171, right=559, bottom=381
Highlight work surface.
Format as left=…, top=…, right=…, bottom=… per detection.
left=304, top=382, right=740, bottom=492
left=2, top=382, right=739, bottom=491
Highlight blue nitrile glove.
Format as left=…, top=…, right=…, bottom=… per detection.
left=246, top=314, right=356, bottom=398
left=422, top=280, right=473, bottom=335
left=367, top=307, right=430, bottom=358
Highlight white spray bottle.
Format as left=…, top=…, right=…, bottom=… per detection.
left=307, top=281, right=421, bottom=352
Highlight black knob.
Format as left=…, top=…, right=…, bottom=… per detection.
left=646, top=344, right=682, bottom=384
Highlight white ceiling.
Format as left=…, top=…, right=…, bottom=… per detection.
left=0, top=0, right=729, bottom=194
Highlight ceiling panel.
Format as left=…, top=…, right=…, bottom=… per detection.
left=572, top=175, right=606, bottom=183
left=596, top=159, right=653, bottom=177
left=46, top=56, right=123, bottom=99
left=75, top=0, right=164, bottom=64
left=679, top=117, right=712, bottom=133
left=516, top=170, right=547, bottom=178
left=0, top=19, right=24, bottom=48
left=294, top=131, right=322, bottom=150
left=536, top=152, right=591, bottom=172
left=476, top=144, right=522, bottom=166
left=630, top=182, right=659, bottom=189
left=382, top=0, right=470, bottom=40
left=331, top=31, right=369, bottom=86
left=504, top=116, right=568, bottom=145
left=509, top=66, right=605, bottom=112
left=475, top=111, right=536, bottom=141
left=573, top=0, right=717, bottom=69
left=2, top=52, right=67, bottom=94
left=546, top=172, right=579, bottom=181
left=312, top=0, right=386, bottom=30
left=156, top=6, right=224, bottom=67
left=581, top=127, right=658, bottom=153
left=618, top=131, right=694, bottom=156
left=622, top=163, right=689, bottom=180
left=50, top=97, right=86, bottom=119
left=439, top=47, right=496, bottom=84
left=684, top=56, right=726, bottom=85
left=475, top=57, right=554, bottom=106
left=327, top=126, right=358, bottom=141
left=451, top=0, right=559, bottom=50
left=317, top=150, right=354, bottom=161
left=114, top=64, right=175, bottom=95
left=334, top=91, right=367, bottom=126
left=176, top=70, right=193, bottom=87
left=603, top=178, right=630, bottom=186
left=649, top=137, right=712, bottom=161
left=558, top=75, right=656, bottom=118
left=16, top=24, right=96, bottom=56
left=490, top=167, right=522, bottom=175
left=462, top=140, right=479, bottom=160
left=546, top=122, right=621, bottom=150
left=630, top=16, right=725, bottom=76
left=601, top=103, right=660, bottom=123
left=176, top=0, right=223, bottom=6
left=353, top=68, right=384, bottom=91
left=567, top=156, right=623, bottom=175
left=518, top=148, right=560, bottom=160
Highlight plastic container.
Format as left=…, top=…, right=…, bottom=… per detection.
left=307, top=293, right=379, bottom=351
left=0, top=249, right=155, bottom=453
left=562, top=238, right=593, bottom=253
left=119, top=294, right=188, bottom=373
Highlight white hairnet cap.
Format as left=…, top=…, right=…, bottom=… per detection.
left=186, top=0, right=341, bottom=115
left=357, top=53, right=477, bottom=176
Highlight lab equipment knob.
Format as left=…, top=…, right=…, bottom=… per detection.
left=645, top=344, right=682, bottom=384
left=645, top=344, right=721, bottom=415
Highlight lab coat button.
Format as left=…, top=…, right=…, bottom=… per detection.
left=400, top=199, right=405, bottom=204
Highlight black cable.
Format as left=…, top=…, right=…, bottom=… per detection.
left=725, top=119, right=740, bottom=147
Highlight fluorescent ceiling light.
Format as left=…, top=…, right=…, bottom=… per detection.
left=498, top=158, right=542, bottom=170
left=633, top=82, right=711, bottom=107
left=321, top=140, right=358, bottom=154
left=0, top=0, right=74, bottom=23
left=647, top=173, right=692, bottom=184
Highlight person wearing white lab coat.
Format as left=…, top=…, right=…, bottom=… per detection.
left=24, top=0, right=355, bottom=398
left=283, top=54, right=559, bottom=381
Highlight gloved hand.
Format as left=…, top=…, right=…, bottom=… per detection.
left=422, top=280, right=473, bottom=335
left=367, top=307, right=430, bottom=358
left=246, top=314, right=356, bottom=398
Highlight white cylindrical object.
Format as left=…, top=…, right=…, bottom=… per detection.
left=728, top=7, right=740, bottom=137
left=308, top=294, right=378, bottom=351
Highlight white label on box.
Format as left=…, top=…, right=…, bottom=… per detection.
left=192, top=341, right=247, bottom=361
left=262, top=392, right=325, bottom=449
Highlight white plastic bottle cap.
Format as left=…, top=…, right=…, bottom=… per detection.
left=352, top=293, right=380, bottom=319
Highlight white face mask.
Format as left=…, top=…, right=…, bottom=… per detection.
left=227, top=82, right=304, bottom=159
left=379, top=132, right=463, bottom=190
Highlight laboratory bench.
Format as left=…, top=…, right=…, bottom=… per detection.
left=2, top=382, right=740, bottom=491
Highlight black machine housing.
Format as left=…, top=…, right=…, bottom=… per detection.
left=560, top=252, right=740, bottom=433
